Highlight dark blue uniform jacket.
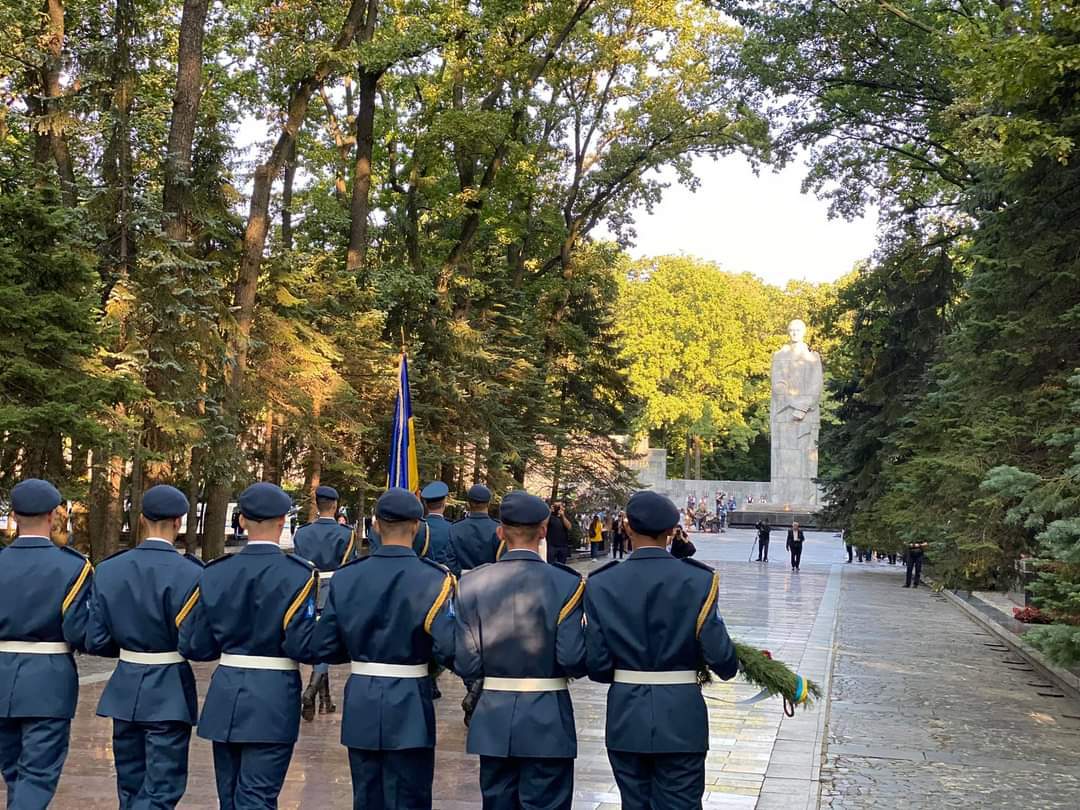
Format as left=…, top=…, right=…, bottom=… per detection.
left=0, top=536, right=92, bottom=718
left=449, top=513, right=501, bottom=570
left=455, top=549, right=586, bottom=758
left=583, top=547, right=739, bottom=753
left=86, top=538, right=204, bottom=724
left=367, top=517, right=460, bottom=574
left=177, top=544, right=318, bottom=744
left=292, top=518, right=355, bottom=571
left=312, top=545, right=455, bottom=750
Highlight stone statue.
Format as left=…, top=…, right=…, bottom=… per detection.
left=770, top=319, right=823, bottom=507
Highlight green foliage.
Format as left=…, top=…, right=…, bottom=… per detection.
left=0, top=185, right=124, bottom=491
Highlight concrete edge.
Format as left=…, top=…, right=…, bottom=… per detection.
left=809, top=564, right=843, bottom=810
left=937, top=586, right=1080, bottom=699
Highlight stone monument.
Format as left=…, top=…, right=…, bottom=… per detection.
left=770, top=319, right=823, bottom=507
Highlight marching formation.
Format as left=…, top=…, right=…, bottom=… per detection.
left=0, top=477, right=739, bottom=810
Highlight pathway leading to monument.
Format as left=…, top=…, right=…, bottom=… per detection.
left=9, top=529, right=1080, bottom=808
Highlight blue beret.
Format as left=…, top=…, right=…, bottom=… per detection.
left=11, top=478, right=62, bottom=516
left=238, top=482, right=292, bottom=520
left=499, top=491, right=550, bottom=527
left=420, top=481, right=449, bottom=501
left=467, top=483, right=492, bottom=503
left=142, top=485, right=189, bottom=521
left=315, top=485, right=339, bottom=501
left=626, top=491, right=680, bottom=536
left=376, top=488, right=423, bottom=521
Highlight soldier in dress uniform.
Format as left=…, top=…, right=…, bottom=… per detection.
left=584, top=491, right=739, bottom=809
left=85, top=484, right=205, bottom=809
left=292, top=484, right=356, bottom=721
left=454, top=491, right=586, bottom=810
left=313, top=488, right=455, bottom=809
left=417, top=481, right=460, bottom=577
left=0, top=478, right=93, bottom=809
left=177, top=482, right=319, bottom=810
left=449, top=484, right=502, bottom=571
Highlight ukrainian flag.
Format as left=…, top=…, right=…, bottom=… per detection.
left=388, top=353, right=420, bottom=493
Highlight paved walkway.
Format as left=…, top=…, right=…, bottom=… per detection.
left=820, top=564, right=1080, bottom=809
left=7, top=529, right=1080, bottom=808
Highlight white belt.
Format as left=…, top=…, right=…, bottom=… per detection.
left=350, top=662, right=428, bottom=678
left=318, top=571, right=334, bottom=581
left=0, top=641, right=71, bottom=655
left=613, top=669, right=699, bottom=685
left=484, top=676, right=568, bottom=692
left=119, top=649, right=185, bottom=665
left=219, top=653, right=298, bottom=671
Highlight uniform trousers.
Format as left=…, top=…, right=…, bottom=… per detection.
left=211, top=741, right=294, bottom=810
left=608, top=750, right=706, bottom=810
left=788, top=541, right=803, bottom=570
left=0, top=717, right=70, bottom=810
left=348, top=747, right=433, bottom=810
left=112, top=719, right=191, bottom=809
left=478, top=755, right=573, bottom=810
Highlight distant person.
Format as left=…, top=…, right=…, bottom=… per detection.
left=670, top=526, right=696, bottom=559
left=904, top=541, right=929, bottom=588
left=589, top=514, right=604, bottom=559
left=786, top=522, right=806, bottom=572
left=546, top=501, right=573, bottom=564
left=611, top=512, right=627, bottom=559
left=756, top=519, right=771, bottom=562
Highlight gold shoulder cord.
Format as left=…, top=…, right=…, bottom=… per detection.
left=695, top=571, right=720, bottom=638
left=424, top=573, right=453, bottom=635
left=175, top=588, right=201, bottom=628
left=61, top=560, right=93, bottom=615
left=283, top=572, right=316, bottom=630
left=558, top=577, right=586, bottom=625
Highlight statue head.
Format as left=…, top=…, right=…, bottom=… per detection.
left=787, top=319, right=807, bottom=345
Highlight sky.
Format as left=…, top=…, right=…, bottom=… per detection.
left=622, top=154, right=879, bottom=288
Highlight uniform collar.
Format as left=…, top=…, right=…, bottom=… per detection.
left=426, top=513, right=448, bottom=523
left=629, top=546, right=671, bottom=560
left=467, top=512, right=491, bottom=519
left=140, top=537, right=177, bottom=551
left=315, top=517, right=337, bottom=524
left=500, top=548, right=542, bottom=562
left=373, top=545, right=416, bottom=557
left=241, top=542, right=282, bottom=554
left=11, top=535, right=52, bottom=548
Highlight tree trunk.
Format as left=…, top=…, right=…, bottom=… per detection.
left=161, top=0, right=210, bottom=241
left=184, top=447, right=203, bottom=553
left=550, top=441, right=564, bottom=502
left=281, top=141, right=297, bottom=251
left=262, top=408, right=277, bottom=483
left=88, top=451, right=122, bottom=562
left=202, top=484, right=229, bottom=561
left=128, top=454, right=144, bottom=546
left=684, top=432, right=692, bottom=479
left=346, top=66, right=381, bottom=273
left=100, top=0, right=135, bottom=300
left=40, top=0, right=78, bottom=206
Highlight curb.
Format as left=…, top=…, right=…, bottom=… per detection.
left=936, top=586, right=1080, bottom=699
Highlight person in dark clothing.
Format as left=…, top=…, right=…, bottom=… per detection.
left=611, top=512, right=626, bottom=559
left=904, top=541, right=928, bottom=587
left=786, top=523, right=805, bottom=571
left=755, top=520, right=771, bottom=562
left=670, top=527, right=696, bottom=559
left=545, top=501, right=573, bottom=564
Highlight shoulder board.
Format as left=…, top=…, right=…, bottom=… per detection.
left=285, top=553, right=315, bottom=570
left=205, top=553, right=235, bottom=567
left=183, top=552, right=206, bottom=568
left=338, top=554, right=373, bottom=570
left=587, top=559, right=620, bottom=578
left=681, top=557, right=715, bottom=574
left=101, top=547, right=133, bottom=563
left=461, top=562, right=492, bottom=578
left=59, top=544, right=89, bottom=562
left=550, top=561, right=583, bottom=579
left=419, top=556, right=450, bottom=576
